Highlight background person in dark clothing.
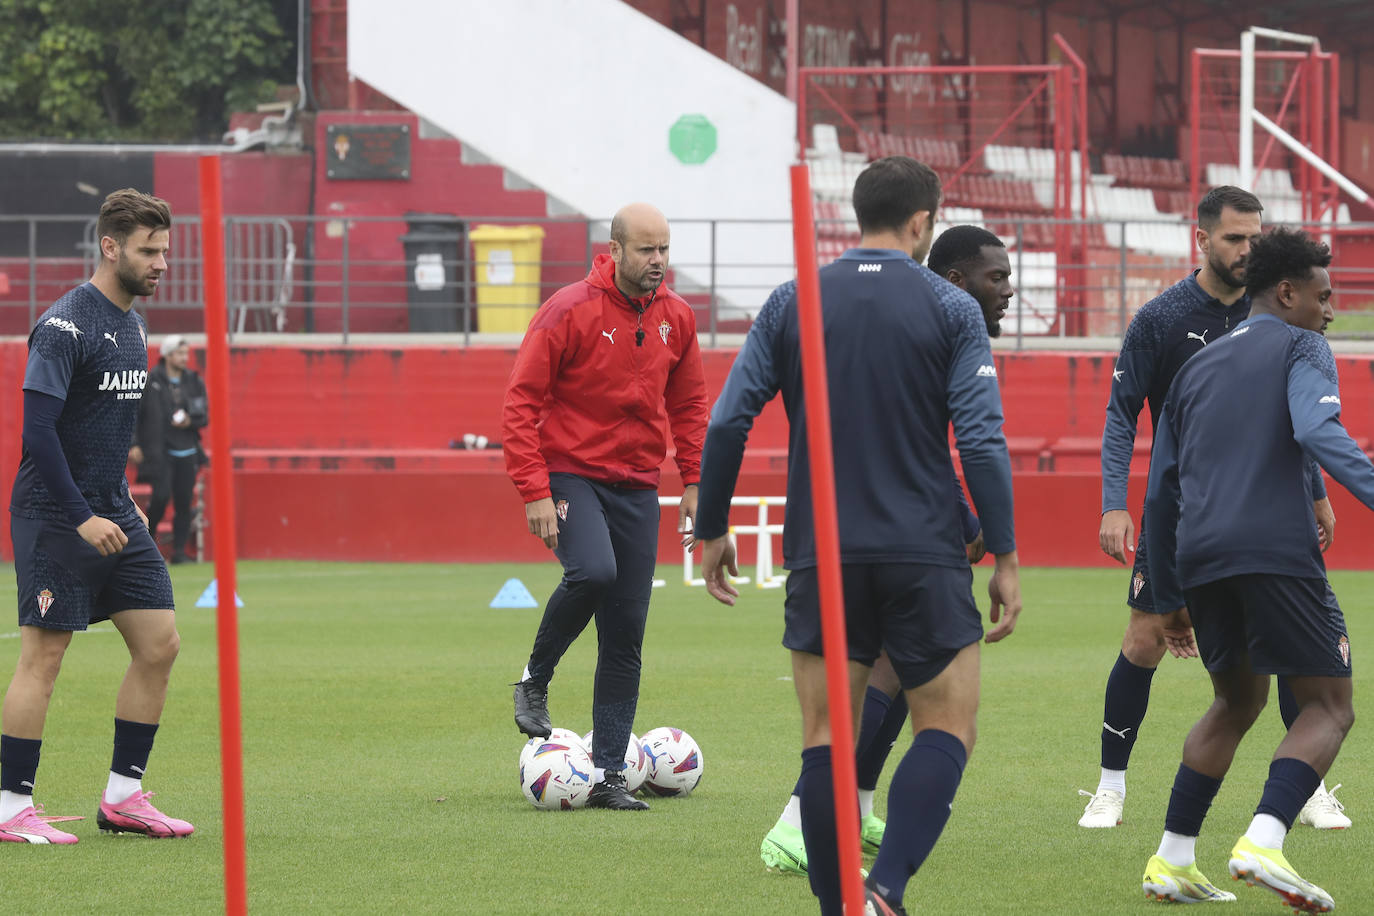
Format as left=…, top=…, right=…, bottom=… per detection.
left=131, top=335, right=207, bottom=564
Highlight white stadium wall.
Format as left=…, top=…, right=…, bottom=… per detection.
left=347, top=0, right=799, bottom=312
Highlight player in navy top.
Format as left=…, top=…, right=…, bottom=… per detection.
left=1, top=190, right=193, bottom=845
left=696, top=158, right=1021, bottom=916
left=756, top=225, right=1013, bottom=878
left=1138, top=228, right=1364, bottom=908
left=1079, top=187, right=1345, bottom=832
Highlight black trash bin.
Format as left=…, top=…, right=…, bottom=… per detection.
left=399, top=213, right=468, bottom=332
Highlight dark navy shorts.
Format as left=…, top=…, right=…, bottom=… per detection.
left=12, top=515, right=175, bottom=630
left=1184, top=573, right=1351, bottom=677
left=783, top=562, right=983, bottom=690
left=1126, top=525, right=1161, bottom=613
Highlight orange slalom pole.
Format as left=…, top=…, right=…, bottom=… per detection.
left=198, top=155, right=247, bottom=916
left=789, top=163, right=864, bottom=915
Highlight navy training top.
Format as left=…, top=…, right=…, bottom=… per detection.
left=696, top=248, right=1015, bottom=570
left=1102, top=270, right=1324, bottom=513
left=11, top=283, right=149, bottom=526
left=1145, top=313, right=1374, bottom=609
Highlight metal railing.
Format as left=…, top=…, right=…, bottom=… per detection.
left=3, top=214, right=1372, bottom=347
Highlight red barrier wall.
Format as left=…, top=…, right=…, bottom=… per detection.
left=6, top=341, right=1374, bottom=570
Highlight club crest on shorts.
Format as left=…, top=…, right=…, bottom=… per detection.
left=555, top=499, right=568, bottom=521
left=1339, top=635, right=1350, bottom=667
left=658, top=320, right=672, bottom=345
left=1131, top=571, right=1146, bottom=599
left=36, top=588, right=54, bottom=617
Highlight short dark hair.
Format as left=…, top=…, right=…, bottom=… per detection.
left=852, top=156, right=941, bottom=234
left=1243, top=227, right=1332, bottom=298
left=1196, top=185, right=1263, bottom=231
left=97, top=188, right=171, bottom=245
left=928, top=225, right=1005, bottom=276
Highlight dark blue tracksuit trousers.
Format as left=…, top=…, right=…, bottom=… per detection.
left=525, top=472, right=660, bottom=771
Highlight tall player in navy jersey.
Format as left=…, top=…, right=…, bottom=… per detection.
left=1, top=190, right=193, bottom=844
left=1079, top=187, right=1349, bottom=831
left=696, top=158, right=1021, bottom=916
left=757, top=225, right=1014, bottom=878
left=1140, top=228, right=1361, bottom=910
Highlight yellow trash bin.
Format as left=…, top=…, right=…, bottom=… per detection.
left=470, top=224, right=546, bottom=332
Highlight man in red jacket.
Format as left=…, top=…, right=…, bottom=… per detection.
left=503, top=202, right=708, bottom=810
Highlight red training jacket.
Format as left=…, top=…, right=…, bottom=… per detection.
left=502, top=253, right=709, bottom=502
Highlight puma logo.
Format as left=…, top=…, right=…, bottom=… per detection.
left=602, top=329, right=617, bottom=345
left=1103, top=722, right=1133, bottom=739
left=1186, top=330, right=1209, bottom=345
left=103, top=331, right=118, bottom=347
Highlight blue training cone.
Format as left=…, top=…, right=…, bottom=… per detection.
left=195, top=579, right=244, bottom=609
left=490, top=578, right=538, bottom=608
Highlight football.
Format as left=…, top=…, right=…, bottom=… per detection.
left=518, top=736, right=595, bottom=810
left=582, top=729, right=650, bottom=794
left=640, top=727, right=704, bottom=797
left=548, top=726, right=588, bottom=751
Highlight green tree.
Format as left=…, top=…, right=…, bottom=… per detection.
left=0, top=0, right=289, bottom=141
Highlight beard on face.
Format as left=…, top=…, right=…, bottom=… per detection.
left=630, top=265, right=663, bottom=295
left=116, top=249, right=157, bottom=298
left=1208, top=251, right=1246, bottom=289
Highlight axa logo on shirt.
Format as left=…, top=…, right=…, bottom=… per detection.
left=1319, top=395, right=1341, bottom=405
left=98, top=369, right=147, bottom=400
left=857, top=263, right=882, bottom=272
left=976, top=365, right=997, bottom=378
left=44, top=316, right=82, bottom=339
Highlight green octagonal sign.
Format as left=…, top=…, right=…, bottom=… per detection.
left=669, top=114, right=717, bottom=165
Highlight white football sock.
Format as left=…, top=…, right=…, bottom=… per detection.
left=0, top=789, right=33, bottom=821
left=858, top=788, right=875, bottom=819
left=1156, top=830, right=1196, bottom=868
left=780, top=794, right=802, bottom=829
left=105, top=771, right=142, bottom=805
left=1245, top=813, right=1287, bottom=851
left=1097, top=767, right=1127, bottom=798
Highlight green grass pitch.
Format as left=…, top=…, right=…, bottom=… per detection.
left=1, top=561, right=1371, bottom=913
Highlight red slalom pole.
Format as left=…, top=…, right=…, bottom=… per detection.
left=197, top=155, right=247, bottom=916
left=789, top=163, right=864, bottom=915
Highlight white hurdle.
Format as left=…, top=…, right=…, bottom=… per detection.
left=654, top=495, right=788, bottom=589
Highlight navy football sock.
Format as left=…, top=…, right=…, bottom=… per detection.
left=110, top=718, right=159, bottom=781
left=1101, top=652, right=1155, bottom=770
left=798, top=745, right=843, bottom=916
left=1275, top=677, right=1299, bottom=730
left=1163, top=764, right=1223, bottom=837
left=1256, top=757, right=1321, bottom=830
left=856, top=686, right=907, bottom=792
left=867, top=729, right=967, bottom=907
left=0, top=735, right=41, bottom=795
